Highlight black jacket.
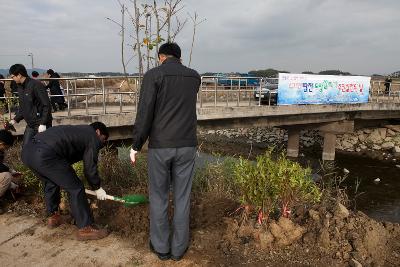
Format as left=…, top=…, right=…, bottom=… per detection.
left=14, top=77, right=52, bottom=128
left=0, top=149, right=9, bottom=173
left=46, top=73, right=65, bottom=104
left=33, top=125, right=103, bottom=190
left=0, top=81, right=5, bottom=97
left=132, top=57, right=200, bottom=151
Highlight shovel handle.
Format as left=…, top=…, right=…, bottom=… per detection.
left=85, top=189, right=118, bottom=202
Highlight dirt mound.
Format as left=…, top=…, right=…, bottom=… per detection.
left=219, top=201, right=400, bottom=266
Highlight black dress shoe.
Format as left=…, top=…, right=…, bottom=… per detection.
left=171, top=247, right=188, bottom=261
left=149, top=241, right=170, bottom=260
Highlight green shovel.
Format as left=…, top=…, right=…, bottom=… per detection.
left=85, top=189, right=148, bottom=206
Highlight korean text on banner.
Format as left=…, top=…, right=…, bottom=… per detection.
left=277, top=73, right=371, bottom=105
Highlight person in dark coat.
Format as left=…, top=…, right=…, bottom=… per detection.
left=130, top=42, right=200, bottom=261
left=384, top=76, right=392, bottom=95
left=21, top=122, right=109, bottom=241
left=46, top=69, right=67, bottom=111
left=31, top=71, right=39, bottom=79
left=0, top=129, right=21, bottom=199
left=0, top=74, right=7, bottom=111
left=8, top=64, right=52, bottom=146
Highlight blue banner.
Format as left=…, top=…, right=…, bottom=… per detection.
left=277, top=73, right=371, bottom=105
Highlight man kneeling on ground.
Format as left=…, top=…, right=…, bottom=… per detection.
left=21, top=122, right=109, bottom=241
left=0, top=130, right=21, bottom=200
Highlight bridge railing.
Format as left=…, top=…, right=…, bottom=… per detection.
left=0, top=76, right=141, bottom=118
left=370, top=80, right=400, bottom=103
left=0, top=76, right=399, bottom=118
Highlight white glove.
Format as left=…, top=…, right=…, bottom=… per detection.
left=9, top=119, right=16, bottom=125
left=95, top=187, right=107, bottom=200
left=130, top=148, right=138, bottom=165
left=10, top=182, right=19, bottom=190
left=38, top=125, right=46, bottom=133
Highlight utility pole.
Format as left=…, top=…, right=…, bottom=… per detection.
left=27, top=52, right=34, bottom=70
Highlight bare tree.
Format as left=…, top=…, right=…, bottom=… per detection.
left=106, top=1, right=128, bottom=75
left=112, top=0, right=203, bottom=75
left=170, top=16, right=187, bottom=42
left=163, top=0, right=185, bottom=42
left=143, top=4, right=152, bottom=71
left=188, top=12, right=205, bottom=67
left=152, top=0, right=164, bottom=67
left=132, top=0, right=143, bottom=78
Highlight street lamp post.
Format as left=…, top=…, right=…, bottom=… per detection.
left=27, top=52, right=34, bottom=70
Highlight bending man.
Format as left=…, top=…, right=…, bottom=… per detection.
left=22, top=122, right=109, bottom=241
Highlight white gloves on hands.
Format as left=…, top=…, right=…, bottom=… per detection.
left=38, top=125, right=46, bottom=133
left=9, top=119, right=16, bottom=125
left=10, top=182, right=19, bottom=190
left=130, top=148, right=138, bottom=165
left=95, top=187, right=107, bottom=200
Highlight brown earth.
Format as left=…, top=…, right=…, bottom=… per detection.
left=2, top=188, right=400, bottom=266
left=1, top=136, right=400, bottom=266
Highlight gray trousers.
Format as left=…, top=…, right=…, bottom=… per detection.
left=148, top=147, right=196, bottom=256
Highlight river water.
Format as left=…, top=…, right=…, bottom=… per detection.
left=335, top=153, right=400, bottom=223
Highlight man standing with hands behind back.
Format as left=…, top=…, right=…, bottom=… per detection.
left=130, top=42, right=200, bottom=261
left=8, top=64, right=52, bottom=145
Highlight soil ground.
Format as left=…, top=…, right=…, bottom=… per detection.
left=1, top=135, right=400, bottom=266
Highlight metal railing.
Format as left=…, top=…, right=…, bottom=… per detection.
left=0, top=76, right=399, bottom=118
left=0, top=76, right=141, bottom=118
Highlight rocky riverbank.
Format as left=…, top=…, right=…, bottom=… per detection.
left=199, top=124, right=400, bottom=161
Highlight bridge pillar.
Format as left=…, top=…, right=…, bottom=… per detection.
left=322, top=132, right=336, bottom=161
left=287, top=128, right=300, bottom=157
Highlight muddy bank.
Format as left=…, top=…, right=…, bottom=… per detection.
left=198, top=125, right=400, bottom=161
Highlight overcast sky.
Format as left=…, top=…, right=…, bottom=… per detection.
left=1, top=0, right=399, bottom=75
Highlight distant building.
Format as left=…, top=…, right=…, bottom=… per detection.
left=391, top=71, right=400, bottom=78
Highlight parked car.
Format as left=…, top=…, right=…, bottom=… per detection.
left=254, top=80, right=278, bottom=104
left=216, top=73, right=260, bottom=87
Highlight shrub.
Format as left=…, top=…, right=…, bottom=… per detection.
left=98, top=146, right=148, bottom=191
left=193, top=154, right=238, bottom=199
left=233, top=149, right=321, bottom=223
left=272, top=151, right=321, bottom=217
left=13, top=162, right=44, bottom=197
left=234, top=150, right=278, bottom=223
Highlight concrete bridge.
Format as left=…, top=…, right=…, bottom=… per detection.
left=2, top=76, right=400, bottom=160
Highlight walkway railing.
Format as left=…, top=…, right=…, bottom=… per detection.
left=0, top=76, right=399, bottom=118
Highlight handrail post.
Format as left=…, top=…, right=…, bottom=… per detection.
left=377, top=81, right=381, bottom=103
left=74, top=80, right=78, bottom=108
left=85, top=95, right=89, bottom=115
left=199, top=78, right=203, bottom=108
left=237, top=79, right=240, bottom=107
left=135, top=78, right=139, bottom=112
left=120, top=93, right=123, bottom=113
left=258, top=79, right=262, bottom=106
left=67, top=80, right=71, bottom=116
left=214, top=79, right=217, bottom=107
left=102, top=78, right=106, bottom=114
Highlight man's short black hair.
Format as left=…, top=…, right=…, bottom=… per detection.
left=47, top=69, right=55, bottom=75
left=9, top=64, right=28, bottom=77
left=90, top=122, right=109, bottom=139
left=0, top=130, right=14, bottom=146
left=32, top=71, right=39, bottom=78
left=158, top=42, right=181, bottom=59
